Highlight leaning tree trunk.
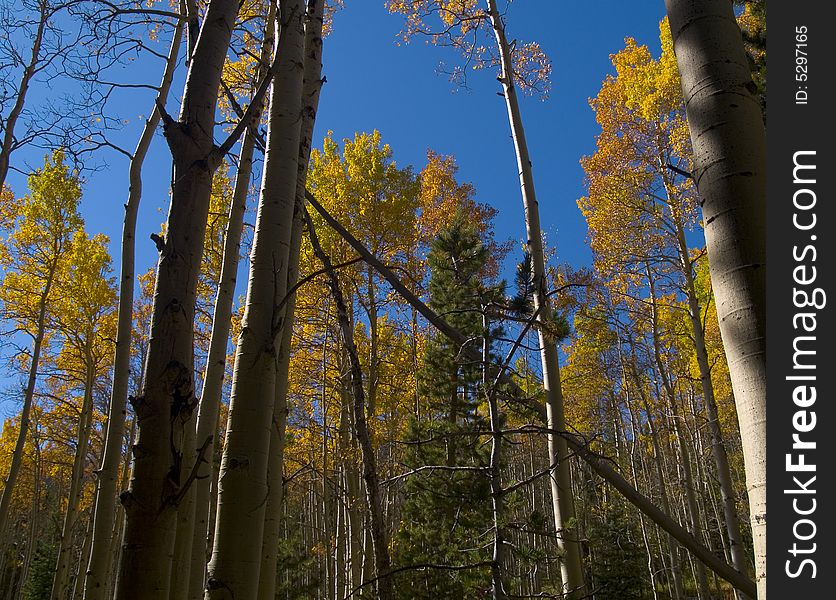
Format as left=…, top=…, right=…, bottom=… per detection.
left=204, top=1, right=305, bottom=597
left=484, top=1, right=585, bottom=596
left=304, top=210, right=394, bottom=600
left=663, top=1, right=767, bottom=595
left=113, top=1, right=241, bottom=598
left=257, top=2, right=325, bottom=597
left=84, top=18, right=184, bottom=600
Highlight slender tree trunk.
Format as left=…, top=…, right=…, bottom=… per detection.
left=114, top=1, right=241, bottom=597
left=305, top=211, right=394, bottom=600
left=72, top=509, right=94, bottom=600
left=185, top=14, right=274, bottom=594
left=483, top=314, right=508, bottom=600
left=647, top=266, right=711, bottom=600
left=0, top=280, right=53, bottom=532
left=204, top=2, right=305, bottom=596
left=258, top=3, right=325, bottom=595
left=483, top=2, right=585, bottom=595
left=52, top=359, right=96, bottom=599
left=663, top=2, right=766, bottom=595
left=85, top=20, right=184, bottom=600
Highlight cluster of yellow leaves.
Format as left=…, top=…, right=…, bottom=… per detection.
left=579, top=19, right=696, bottom=290
left=561, top=308, right=617, bottom=438
left=0, top=151, right=83, bottom=330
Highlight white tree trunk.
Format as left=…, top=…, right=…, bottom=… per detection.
left=484, top=1, right=585, bottom=595
left=185, top=6, right=276, bottom=597
left=663, top=2, right=766, bottom=596
left=204, top=1, right=306, bottom=596
left=257, top=2, right=325, bottom=595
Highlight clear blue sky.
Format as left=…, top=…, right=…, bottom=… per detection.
left=2, top=1, right=667, bottom=412
left=7, top=0, right=667, bottom=278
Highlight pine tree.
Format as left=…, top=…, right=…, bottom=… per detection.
left=394, top=218, right=496, bottom=599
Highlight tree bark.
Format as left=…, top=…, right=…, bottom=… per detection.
left=663, top=2, right=767, bottom=595
left=257, top=2, right=325, bottom=597
left=204, top=1, right=305, bottom=596
left=84, top=18, right=184, bottom=600
left=484, top=2, right=585, bottom=595
left=114, top=1, right=241, bottom=597
left=185, top=6, right=276, bottom=596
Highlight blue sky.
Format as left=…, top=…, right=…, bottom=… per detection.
left=7, top=1, right=667, bottom=277
left=2, top=1, right=668, bottom=412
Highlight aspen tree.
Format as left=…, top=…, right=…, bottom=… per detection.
left=84, top=16, right=184, bottom=599
left=663, top=1, right=766, bottom=595
left=483, top=3, right=584, bottom=594
left=114, top=0, right=244, bottom=596
left=258, top=1, right=326, bottom=597
left=0, top=151, right=82, bottom=534
left=185, top=5, right=277, bottom=597
left=49, top=232, right=116, bottom=600
left=204, top=0, right=305, bottom=596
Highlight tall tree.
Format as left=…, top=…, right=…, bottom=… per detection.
left=258, top=1, right=327, bottom=597
left=385, top=3, right=585, bottom=593
left=113, top=0, right=245, bottom=597
left=0, top=151, right=82, bottom=534
left=663, top=1, right=766, bottom=596
left=84, top=13, right=184, bottom=599
left=204, top=0, right=306, bottom=596
left=394, top=219, right=495, bottom=599
left=48, top=231, right=116, bottom=600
